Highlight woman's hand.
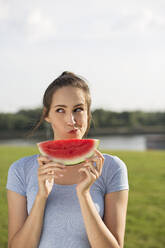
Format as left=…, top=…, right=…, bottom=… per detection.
left=37, top=155, right=66, bottom=198
left=76, top=149, right=104, bottom=195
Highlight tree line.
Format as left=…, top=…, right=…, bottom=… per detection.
left=0, top=108, right=165, bottom=138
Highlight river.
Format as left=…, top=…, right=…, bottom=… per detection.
left=1, top=134, right=164, bottom=150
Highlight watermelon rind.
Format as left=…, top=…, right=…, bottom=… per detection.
left=37, top=139, right=100, bottom=166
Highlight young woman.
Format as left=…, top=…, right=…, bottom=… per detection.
left=6, top=71, right=129, bottom=248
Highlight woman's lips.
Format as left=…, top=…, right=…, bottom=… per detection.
left=68, top=129, right=78, bottom=134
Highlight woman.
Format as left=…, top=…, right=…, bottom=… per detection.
left=6, top=71, right=129, bottom=248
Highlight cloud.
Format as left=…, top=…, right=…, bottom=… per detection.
left=1, top=1, right=165, bottom=44
left=26, top=9, right=56, bottom=42
left=63, top=8, right=165, bottom=41
left=0, top=0, right=9, bottom=20
left=113, top=9, right=165, bottom=33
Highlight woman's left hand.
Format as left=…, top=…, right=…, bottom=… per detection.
left=76, top=149, right=105, bottom=195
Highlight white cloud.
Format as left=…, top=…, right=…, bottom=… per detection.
left=26, top=9, right=56, bottom=42
left=63, top=8, right=165, bottom=42
left=1, top=1, right=165, bottom=43
left=119, top=9, right=165, bottom=32
left=0, top=0, right=9, bottom=20
left=87, top=8, right=165, bottom=38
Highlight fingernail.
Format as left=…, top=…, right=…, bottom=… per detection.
left=60, top=174, right=64, bottom=177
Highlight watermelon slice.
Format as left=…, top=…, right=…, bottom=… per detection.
left=37, top=139, right=99, bottom=165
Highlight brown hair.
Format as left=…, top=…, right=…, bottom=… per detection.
left=31, top=71, right=92, bottom=138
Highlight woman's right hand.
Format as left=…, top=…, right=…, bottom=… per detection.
left=37, top=155, right=66, bottom=198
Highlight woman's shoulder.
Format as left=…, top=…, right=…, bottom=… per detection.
left=6, top=154, right=39, bottom=196
left=102, top=153, right=127, bottom=171
left=8, top=154, right=39, bottom=172
left=100, top=153, right=129, bottom=193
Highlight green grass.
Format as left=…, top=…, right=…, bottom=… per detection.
left=0, top=146, right=165, bottom=248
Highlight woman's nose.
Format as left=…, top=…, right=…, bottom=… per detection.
left=65, top=113, right=76, bottom=126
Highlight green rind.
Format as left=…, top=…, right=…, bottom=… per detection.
left=37, top=139, right=100, bottom=166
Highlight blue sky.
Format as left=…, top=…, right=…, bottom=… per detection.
left=0, top=0, right=165, bottom=113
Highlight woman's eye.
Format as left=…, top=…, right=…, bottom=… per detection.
left=56, top=108, right=64, bottom=113
left=56, top=108, right=83, bottom=113
left=74, top=108, right=83, bottom=112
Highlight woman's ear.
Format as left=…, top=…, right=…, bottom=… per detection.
left=45, top=116, right=50, bottom=123
left=43, top=107, right=50, bottom=123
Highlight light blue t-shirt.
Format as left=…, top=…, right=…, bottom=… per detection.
left=6, top=153, right=129, bottom=248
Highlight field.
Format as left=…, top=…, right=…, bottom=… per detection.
left=0, top=146, right=165, bottom=248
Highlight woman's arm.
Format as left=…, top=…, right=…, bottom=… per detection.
left=103, top=190, right=128, bottom=248
left=77, top=190, right=128, bottom=248
left=8, top=155, right=66, bottom=248
left=7, top=190, right=47, bottom=248
left=76, top=150, right=129, bottom=248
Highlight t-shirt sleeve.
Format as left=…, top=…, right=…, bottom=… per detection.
left=6, top=158, right=26, bottom=196
left=104, top=155, right=129, bottom=194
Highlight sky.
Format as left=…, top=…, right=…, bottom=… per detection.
left=0, top=0, right=165, bottom=113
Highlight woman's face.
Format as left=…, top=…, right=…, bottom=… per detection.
left=45, top=86, right=88, bottom=140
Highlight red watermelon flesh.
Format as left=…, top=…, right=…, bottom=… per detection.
left=37, top=139, right=99, bottom=165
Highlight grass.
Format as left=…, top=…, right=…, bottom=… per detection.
left=0, top=146, right=165, bottom=247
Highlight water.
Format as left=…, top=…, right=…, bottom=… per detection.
left=95, top=135, right=146, bottom=151
left=0, top=134, right=164, bottom=150
left=0, top=135, right=147, bottom=151
left=0, top=139, right=37, bottom=146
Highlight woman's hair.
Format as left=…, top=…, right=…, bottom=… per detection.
left=31, top=71, right=92, bottom=138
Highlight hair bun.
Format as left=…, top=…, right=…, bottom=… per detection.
left=60, top=71, right=75, bottom=77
